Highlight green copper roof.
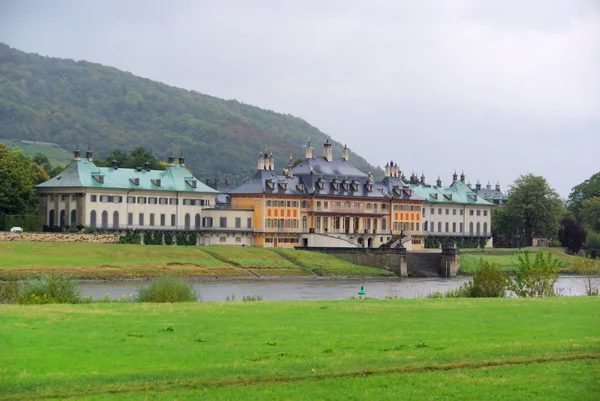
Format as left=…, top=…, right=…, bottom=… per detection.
left=409, top=180, right=494, bottom=206
left=37, top=158, right=218, bottom=193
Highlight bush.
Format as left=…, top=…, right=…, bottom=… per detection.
left=510, top=252, right=560, bottom=298
left=572, top=257, right=600, bottom=296
left=20, top=273, right=81, bottom=304
left=68, top=224, right=79, bottom=233
left=472, top=261, right=509, bottom=297
left=0, top=281, right=22, bottom=304
left=164, top=233, right=173, bottom=245
left=83, top=226, right=96, bottom=234
left=137, top=277, right=197, bottom=303
left=120, top=231, right=141, bottom=244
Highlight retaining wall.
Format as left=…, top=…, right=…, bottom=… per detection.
left=0, top=232, right=120, bottom=243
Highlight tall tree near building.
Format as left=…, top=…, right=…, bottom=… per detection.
left=568, top=172, right=600, bottom=217
left=502, top=174, right=562, bottom=239
left=0, top=144, right=35, bottom=216
left=579, top=197, right=600, bottom=233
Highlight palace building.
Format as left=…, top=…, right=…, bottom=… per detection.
left=36, top=148, right=254, bottom=246
left=36, top=141, right=495, bottom=248
left=228, top=139, right=494, bottom=249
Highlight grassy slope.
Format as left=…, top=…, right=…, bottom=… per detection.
left=0, top=243, right=391, bottom=279
left=460, top=247, right=578, bottom=274
left=0, top=138, right=72, bottom=166
left=0, top=298, right=598, bottom=399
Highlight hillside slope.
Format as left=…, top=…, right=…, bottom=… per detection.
left=0, top=43, right=381, bottom=184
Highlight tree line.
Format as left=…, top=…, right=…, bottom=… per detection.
left=492, top=172, right=600, bottom=255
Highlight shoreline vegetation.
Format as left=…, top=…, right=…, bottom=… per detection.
left=0, top=298, right=598, bottom=399
left=0, top=242, right=581, bottom=281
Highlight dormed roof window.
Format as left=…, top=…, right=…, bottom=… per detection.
left=152, top=179, right=161, bottom=187
left=444, top=194, right=453, bottom=200
left=92, top=174, right=104, bottom=184
left=186, top=179, right=197, bottom=188
left=296, top=184, right=304, bottom=191
left=266, top=180, right=274, bottom=190
left=130, top=178, right=140, bottom=185
left=278, top=182, right=287, bottom=190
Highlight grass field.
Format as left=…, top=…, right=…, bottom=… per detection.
left=0, top=297, right=598, bottom=399
left=460, top=247, right=578, bottom=274
left=0, top=243, right=391, bottom=280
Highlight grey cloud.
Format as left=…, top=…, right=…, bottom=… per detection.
left=1, top=0, right=598, bottom=196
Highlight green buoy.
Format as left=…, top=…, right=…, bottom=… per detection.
left=358, top=285, right=366, bottom=296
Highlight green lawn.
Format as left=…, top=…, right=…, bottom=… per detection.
left=0, top=298, right=598, bottom=399
left=460, top=247, right=578, bottom=274
left=0, top=243, right=391, bottom=279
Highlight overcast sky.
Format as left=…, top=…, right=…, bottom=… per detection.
left=1, top=0, right=599, bottom=196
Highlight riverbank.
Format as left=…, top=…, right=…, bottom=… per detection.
left=1, top=297, right=598, bottom=399
left=0, top=242, right=395, bottom=280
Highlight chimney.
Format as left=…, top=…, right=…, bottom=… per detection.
left=384, top=162, right=390, bottom=177
left=436, top=176, right=442, bottom=187
left=420, top=173, right=426, bottom=185
left=178, top=152, right=185, bottom=167
left=452, top=171, right=458, bottom=183
left=475, top=181, right=481, bottom=190
left=73, top=145, right=81, bottom=161
left=323, top=137, right=332, bottom=162
left=257, top=151, right=265, bottom=170
left=167, top=152, right=175, bottom=167
left=486, top=181, right=491, bottom=190
left=305, top=137, right=313, bottom=159
left=342, top=144, right=349, bottom=162
left=144, top=162, right=151, bottom=171
left=495, top=182, right=501, bottom=191
left=111, top=159, right=118, bottom=169
left=467, top=181, right=472, bottom=189
left=85, top=146, right=93, bottom=161
left=460, top=171, right=465, bottom=183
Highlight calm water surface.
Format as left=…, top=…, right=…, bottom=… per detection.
left=79, top=276, right=588, bottom=302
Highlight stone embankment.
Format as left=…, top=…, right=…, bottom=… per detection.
left=0, top=232, right=120, bottom=243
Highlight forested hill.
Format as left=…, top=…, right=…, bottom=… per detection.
left=0, top=43, right=381, bottom=184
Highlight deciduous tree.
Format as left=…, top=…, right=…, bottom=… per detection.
left=502, top=174, right=562, bottom=239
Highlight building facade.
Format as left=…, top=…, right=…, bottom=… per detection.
left=36, top=148, right=253, bottom=245
left=227, top=139, right=495, bottom=249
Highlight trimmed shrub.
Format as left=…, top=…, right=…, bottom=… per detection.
left=164, top=233, right=174, bottom=245
left=137, top=277, right=197, bottom=303
left=120, top=231, right=141, bottom=244
left=20, top=273, right=81, bottom=304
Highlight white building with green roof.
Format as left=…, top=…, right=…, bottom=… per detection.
left=409, top=172, right=494, bottom=248
left=36, top=148, right=221, bottom=233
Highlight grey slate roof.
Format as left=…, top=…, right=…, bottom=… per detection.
left=290, top=156, right=368, bottom=178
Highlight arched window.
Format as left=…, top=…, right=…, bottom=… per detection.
left=101, top=211, right=108, bottom=229
left=59, top=209, right=66, bottom=227
left=90, top=210, right=96, bottom=228
left=195, top=214, right=201, bottom=230
left=476, top=222, right=481, bottom=236
left=185, top=213, right=191, bottom=230
left=113, top=211, right=119, bottom=229
left=302, top=216, right=307, bottom=231
left=483, top=222, right=488, bottom=235
left=49, top=210, right=55, bottom=227
left=70, top=210, right=77, bottom=226
left=469, top=222, right=473, bottom=235
left=382, top=217, right=387, bottom=231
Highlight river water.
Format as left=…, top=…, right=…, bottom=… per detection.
left=79, top=276, right=589, bottom=302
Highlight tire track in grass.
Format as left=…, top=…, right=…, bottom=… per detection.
left=9, top=354, right=599, bottom=400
